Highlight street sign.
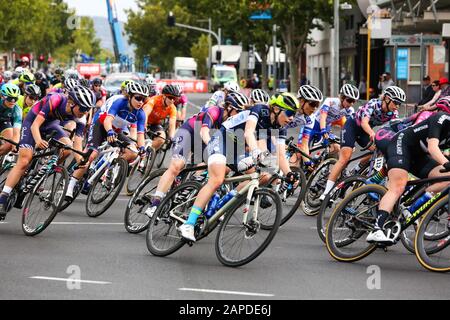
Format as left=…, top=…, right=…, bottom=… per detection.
left=388, top=35, right=442, bottom=46
left=396, top=48, right=408, bottom=80
left=249, top=10, right=272, bottom=20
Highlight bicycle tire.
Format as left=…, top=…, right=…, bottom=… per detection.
left=86, top=158, right=128, bottom=217
left=317, top=175, right=367, bottom=243
left=155, top=145, right=168, bottom=169
left=124, top=167, right=167, bottom=234
left=58, top=159, right=85, bottom=212
left=146, top=181, right=203, bottom=256
left=126, top=156, right=150, bottom=196
left=325, top=184, right=385, bottom=262
left=215, top=188, right=282, bottom=267
left=415, top=196, right=450, bottom=272
left=265, top=166, right=306, bottom=226
left=22, top=166, right=68, bottom=236
left=301, top=158, right=337, bottom=216
left=143, top=147, right=157, bottom=178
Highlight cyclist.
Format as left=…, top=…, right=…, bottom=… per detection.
left=3, top=71, right=13, bottom=84
left=116, top=80, right=134, bottom=96
left=145, top=76, right=159, bottom=97
left=17, top=84, right=41, bottom=118
left=79, top=78, right=90, bottom=88
left=175, top=84, right=188, bottom=128
left=0, top=86, right=95, bottom=219
left=299, top=84, right=358, bottom=163
left=50, top=67, right=64, bottom=88
left=12, top=71, right=35, bottom=95
left=34, top=72, right=49, bottom=99
left=143, top=91, right=249, bottom=219
left=319, top=86, right=404, bottom=201
left=178, top=92, right=300, bottom=241
left=249, top=89, right=270, bottom=106
left=201, top=81, right=240, bottom=111
left=143, top=84, right=179, bottom=151
left=91, top=77, right=107, bottom=108
left=367, top=111, right=450, bottom=243
left=49, top=78, right=79, bottom=94
left=0, top=84, right=22, bottom=156
left=65, top=82, right=149, bottom=199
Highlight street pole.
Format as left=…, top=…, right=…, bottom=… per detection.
left=208, top=18, right=212, bottom=79
left=419, top=33, right=424, bottom=100
left=366, top=14, right=372, bottom=101
left=273, top=24, right=277, bottom=92
left=218, top=28, right=222, bottom=64
left=332, top=0, right=340, bottom=96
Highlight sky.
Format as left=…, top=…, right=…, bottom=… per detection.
left=64, top=0, right=139, bottom=22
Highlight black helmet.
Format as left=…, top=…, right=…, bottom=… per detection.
left=34, top=72, right=45, bottom=81
left=92, top=78, right=102, bottom=86
left=25, top=84, right=42, bottom=97
left=162, top=84, right=181, bottom=97
left=54, top=67, right=64, bottom=76
left=79, top=78, right=90, bottom=88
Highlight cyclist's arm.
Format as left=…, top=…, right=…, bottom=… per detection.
left=244, top=119, right=258, bottom=152
left=428, top=138, right=448, bottom=165
left=168, top=109, right=177, bottom=140
left=12, top=106, right=22, bottom=143
left=103, top=115, right=114, bottom=132
left=276, top=142, right=291, bottom=175
left=320, top=111, right=328, bottom=132
left=136, top=111, right=146, bottom=149
left=30, top=115, right=46, bottom=144
left=13, top=127, right=20, bottom=144
left=360, top=117, right=375, bottom=140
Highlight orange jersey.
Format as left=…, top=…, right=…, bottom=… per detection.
left=144, top=95, right=177, bottom=125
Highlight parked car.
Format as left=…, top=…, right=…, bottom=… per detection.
left=103, top=72, right=143, bottom=98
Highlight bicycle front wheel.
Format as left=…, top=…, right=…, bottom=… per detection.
left=215, top=188, right=282, bottom=267
left=22, top=166, right=69, bottom=236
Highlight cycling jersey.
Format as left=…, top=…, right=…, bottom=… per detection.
left=176, top=94, right=188, bottom=111
left=386, top=112, right=450, bottom=178
left=144, top=95, right=177, bottom=125
left=0, top=98, right=22, bottom=133
left=201, top=90, right=225, bottom=111
left=92, top=87, right=107, bottom=103
left=355, top=99, right=398, bottom=127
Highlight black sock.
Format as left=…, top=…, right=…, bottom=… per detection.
left=375, top=210, right=390, bottom=230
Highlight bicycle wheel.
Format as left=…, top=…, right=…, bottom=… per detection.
left=415, top=196, right=450, bottom=272
left=86, top=158, right=128, bottom=217
left=215, top=188, right=282, bottom=267
left=301, top=158, right=337, bottom=216
left=325, top=185, right=385, bottom=262
left=146, top=181, right=202, bottom=256
left=265, top=167, right=306, bottom=226
left=125, top=168, right=166, bottom=234
left=154, top=144, right=168, bottom=169
left=58, top=159, right=85, bottom=212
left=22, top=166, right=69, bottom=236
left=126, top=156, right=151, bottom=196
left=317, top=175, right=367, bottom=243
left=143, top=147, right=157, bottom=177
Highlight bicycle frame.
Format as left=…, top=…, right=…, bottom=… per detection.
left=86, top=147, right=121, bottom=185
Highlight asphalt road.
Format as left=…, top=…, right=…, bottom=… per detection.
left=0, top=93, right=449, bottom=300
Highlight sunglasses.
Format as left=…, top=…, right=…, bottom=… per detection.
left=27, top=95, right=39, bottom=101
left=345, top=98, right=356, bottom=104
left=284, top=109, right=296, bottom=117
left=390, top=99, right=401, bottom=106
left=308, top=101, right=319, bottom=109
left=133, top=95, right=145, bottom=102
left=3, top=96, right=17, bottom=103
left=165, top=95, right=177, bottom=101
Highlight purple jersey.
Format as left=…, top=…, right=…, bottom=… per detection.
left=355, top=99, right=398, bottom=127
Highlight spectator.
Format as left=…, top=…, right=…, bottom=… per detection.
left=358, top=76, right=367, bottom=100
left=300, top=73, right=309, bottom=86
left=251, top=73, right=260, bottom=89
left=418, top=76, right=434, bottom=105
left=268, top=76, right=274, bottom=91
left=377, top=72, right=395, bottom=92
left=239, top=76, right=247, bottom=89
left=418, top=80, right=441, bottom=111
left=369, top=87, right=377, bottom=100
left=439, top=77, right=450, bottom=98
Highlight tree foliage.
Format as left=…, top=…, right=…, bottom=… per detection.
left=190, top=34, right=209, bottom=78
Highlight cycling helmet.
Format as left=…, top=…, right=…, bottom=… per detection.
left=121, top=80, right=134, bottom=90
left=79, top=78, right=90, bottom=88
left=15, top=67, right=25, bottom=75
left=250, top=89, right=270, bottom=104
left=162, top=84, right=181, bottom=97
left=269, top=93, right=300, bottom=112
left=19, top=71, right=35, bottom=84
left=3, top=71, right=13, bottom=81
left=145, top=75, right=156, bottom=86
left=54, top=67, right=64, bottom=76
left=297, top=85, right=323, bottom=102
left=175, top=84, right=184, bottom=94
left=34, top=71, right=45, bottom=81
left=340, top=84, right=360, bottom=100
left=383, top=86, right=406, bottom=104
left=21, top=56, right=29, bottom=63
left=64, top=78, right=79, bottom=90
left=126, top=81, right=149, bottom=97
left=1, top=83, right=20, bottom=98
left=435, top=97, right=450, bottom=113
left=68, top=85, right=95, bottom=111
left=24, top=84, right=41, bottom=97
left=92, top=78, right=102, bottom=86
left=224, top=91, right=250, bottom=110
left=65, top=69, right=79, bottom=80
left=223, top=81, right=240, bottom=92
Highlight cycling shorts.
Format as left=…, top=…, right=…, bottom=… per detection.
left=171, top=123, right=206, bottom=164
left=19, top=120, right=67, bottom=150
left=87, top=121, right=132, bottom=151
left=341, top=117, right=370, bottom=149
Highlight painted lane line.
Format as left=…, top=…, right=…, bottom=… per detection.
left=179, top=288, right=274, bottom=297
left=52, top=222, right=123, bottom=225
left=30, top=276, right=111, bottom=285
left=187, top=101, right=201, bottom=110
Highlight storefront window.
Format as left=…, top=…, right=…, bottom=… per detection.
left=409, top=47, right=427, bottom=84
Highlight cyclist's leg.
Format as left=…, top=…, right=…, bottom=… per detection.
left=150, top=124, right=166, bottom=150
left=0, top=127, right=15, bottom=156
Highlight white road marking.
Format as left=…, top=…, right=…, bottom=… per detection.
left=0, top=222, right=9, bottom=224
left=30, top=276, right=111, bottom=285
left=51, top=222, right=123, bottom=225
left=187, top=101, right=201, bottom=110
left=179, top=288, right=274, bottom=297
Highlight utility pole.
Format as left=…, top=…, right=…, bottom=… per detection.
left=366, top=14, right=372, bottom=101
left=273, top=24, right=277, bottom=92
left=331, top=0, right=340, bottom=96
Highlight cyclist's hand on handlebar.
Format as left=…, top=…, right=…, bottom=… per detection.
left=369, top=131, right=376, bottom=142
left=107, top=129, right=117, bottom=144
left=440, top=161, right=450, bottom=173
left=322, top=138, right=330, bottom=147
left=138, top=146, right=146, bottom=158
left=251, top=148, right=264, bottom=163
left=36, top=139, right=49, bottom=150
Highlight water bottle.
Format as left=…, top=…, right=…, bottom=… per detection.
left=408, top=192, right=433, bottom=214
left=216, top=190, right=237, bottom=211
left=204, top=193, right=220, bottom=218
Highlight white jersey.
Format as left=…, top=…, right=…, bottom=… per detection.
left=313, top=97, right=354, bottom=127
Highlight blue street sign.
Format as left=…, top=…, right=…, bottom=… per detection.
left=249, top=10, right=272, bottom=20
left=396, top=48, right=408, bottom=80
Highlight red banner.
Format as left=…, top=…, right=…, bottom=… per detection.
left=77, top=64, right=101, bottom=77
left=156, top=79, right=208, bottom=93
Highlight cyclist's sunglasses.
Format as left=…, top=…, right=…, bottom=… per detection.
left=133, top=95, right=145, bottom=102
left=308, top=101, right=319, bottom=109
left=345, top=98, right=356, bottom=104
left=284, top=109, right=296, bottom=117
left=27, top=95, right=39, bottom=101
left=165, top=95, right=177, bottom=101
left=3, top=96, right=17, bottom=103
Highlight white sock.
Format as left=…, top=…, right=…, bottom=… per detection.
left=68, top=177, right=78, bottom=192
left=2, top=186, right=12, bottom=195
left=154, top=191, right=166, bottom=199
left=323, top=180, right=335, bottom=195
left=354, top=163, right=361, bottom=172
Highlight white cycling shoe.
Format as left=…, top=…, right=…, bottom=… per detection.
left=366, top=229, right=393, bottom=244
left=178, top=224, right=196, bottom=242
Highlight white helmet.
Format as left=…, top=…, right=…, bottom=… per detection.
left=15, top=67, right=25, bottom=75
left=297, top=85, right=323, bottom=102
left=64, top=78, right=79, bottom=90
left=383, top=86, right=406, bottom=104
left=65, top=69, right=79, bottom=80
left=3, top=71, right=13, bottom=81
left=126, top=81, right=149, bottom=97
left=340, top=84, right=359, bottom=100
left=175, top=84, right=184, bottom=94
left=250, top=89, right=270, bottom=104
left=145, top=75, right=156, bottom=86
left=225, top=91, right=250, bottom=110
left=224, top=81, right=240, bottom=92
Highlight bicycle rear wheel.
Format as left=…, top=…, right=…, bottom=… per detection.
left=86, top=158, right=128, bottom=217
left=325, top=185, right=384, bottom=262
left=22, top=166, right=68, bottom=236
left=125, top=168, right=166, bottom=234
left=126, top=156, right=151, bottom=196
left=215, top=188, right=282, bottom=267
left=146, top=181, right=202, bottom=256
left=415, top=196, right=450, bottom=272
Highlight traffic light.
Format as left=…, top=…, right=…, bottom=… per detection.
left=216, top=50, right=222, bottom=62
left=39, top=54, right=44, bottom=63
left=167, top=12, right=175, bottom=27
